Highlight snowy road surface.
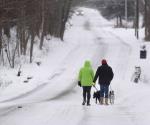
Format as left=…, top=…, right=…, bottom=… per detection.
left=0, top=8, right=150, bottom=125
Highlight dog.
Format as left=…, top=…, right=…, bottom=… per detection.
left=109, top=90, right=115, bottom=105
left=93, top=91, right=101, bottom=104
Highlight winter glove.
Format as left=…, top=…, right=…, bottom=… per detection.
left=78, top=81, right=81, bottom=87
left=92, top=82, right=95, bottom=87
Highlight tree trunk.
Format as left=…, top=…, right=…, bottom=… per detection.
left=145, top=0, right=148, bottom=38
left=116, top=16, right=119, bottom=27
left=0, top=28, right=2, bottom=55
left=39, top=0, right=45, bottom=50
left=145, top=0, right=150, bottom=41
left=119, top=16, right=122, bottom=27
left=30, top=30, right=35, bottom=63
left=12, top=42, right=18, bottom=68
left=146, top=10, right=150, bottom=41
left=60, top=0, right=72, bottom=40
left=135, top=0, right=139, bottom=39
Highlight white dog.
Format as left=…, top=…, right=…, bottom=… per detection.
left=109, top=90, right=115, bottom=104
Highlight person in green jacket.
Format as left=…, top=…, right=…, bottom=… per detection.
left=78, top=60, right=94, bottom=106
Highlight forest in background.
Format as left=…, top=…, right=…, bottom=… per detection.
left=0, top=0, right=72, bottom=67
left=0, top=0, right=150, bottom=68
left=74, top=0, right=150, bottom=41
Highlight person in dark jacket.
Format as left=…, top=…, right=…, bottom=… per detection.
left=93, top=59, right=114, bottom=105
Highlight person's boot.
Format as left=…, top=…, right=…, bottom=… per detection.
left=87, top=100, right=91, bottom=106
left=82, top=99, right=86, bottom=105
left=105, top=98, right=109, bottom=105
left=100, top=97, right=104, bottom=105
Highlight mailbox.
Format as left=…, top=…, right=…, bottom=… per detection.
left=140, top=45, right=147, bottom=59
left=140, top=50, right=147, bottom=59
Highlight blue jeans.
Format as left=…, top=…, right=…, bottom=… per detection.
left=100, top=85, right=109, bottom=98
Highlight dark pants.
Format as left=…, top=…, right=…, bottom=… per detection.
left=82, top=86, right=91, bottom=104
left=100, top=85, right=109, bottom=98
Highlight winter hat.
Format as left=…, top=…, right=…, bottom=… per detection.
left=101, top=59, right=107, bottom=65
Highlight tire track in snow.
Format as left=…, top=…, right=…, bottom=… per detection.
left=0, top=69, right=65, bottom=103
left=0, top=107, right=18, bottom=117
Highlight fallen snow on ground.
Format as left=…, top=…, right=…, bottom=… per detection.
left=0, top=7, right=150, bottom=125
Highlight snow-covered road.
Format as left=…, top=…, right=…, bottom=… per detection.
left=0, top=8, right=150, bottom=125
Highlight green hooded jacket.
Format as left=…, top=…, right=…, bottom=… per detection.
left=78, top=61, right=94, bottom=86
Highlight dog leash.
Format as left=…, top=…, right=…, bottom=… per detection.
left=93, top=85, right=99, bottom=91
left=93, top=84, right=113, bottom=92
left=109, top=85, right=111, bottom=90
left=109, top=85, right=113, bottom=91
left=93, top=85, right=113, bottom=91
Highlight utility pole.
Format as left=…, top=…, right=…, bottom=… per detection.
left=125, top=0, right=128, bottom=29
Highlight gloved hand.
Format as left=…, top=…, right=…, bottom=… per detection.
left=78, top=81, right=81, bottom=87
left=92, top=82, right=95, bottom=87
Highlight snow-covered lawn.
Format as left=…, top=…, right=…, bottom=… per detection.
left=0, top=7, right=150, bottom=125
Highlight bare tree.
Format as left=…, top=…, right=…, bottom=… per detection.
left=0, top=0, right=73, bottom=67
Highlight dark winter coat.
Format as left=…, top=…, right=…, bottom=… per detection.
left=93, top=64, right=114, bottom=86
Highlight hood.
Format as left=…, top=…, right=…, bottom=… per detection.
left=84, top=60, right=91, bottom=68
